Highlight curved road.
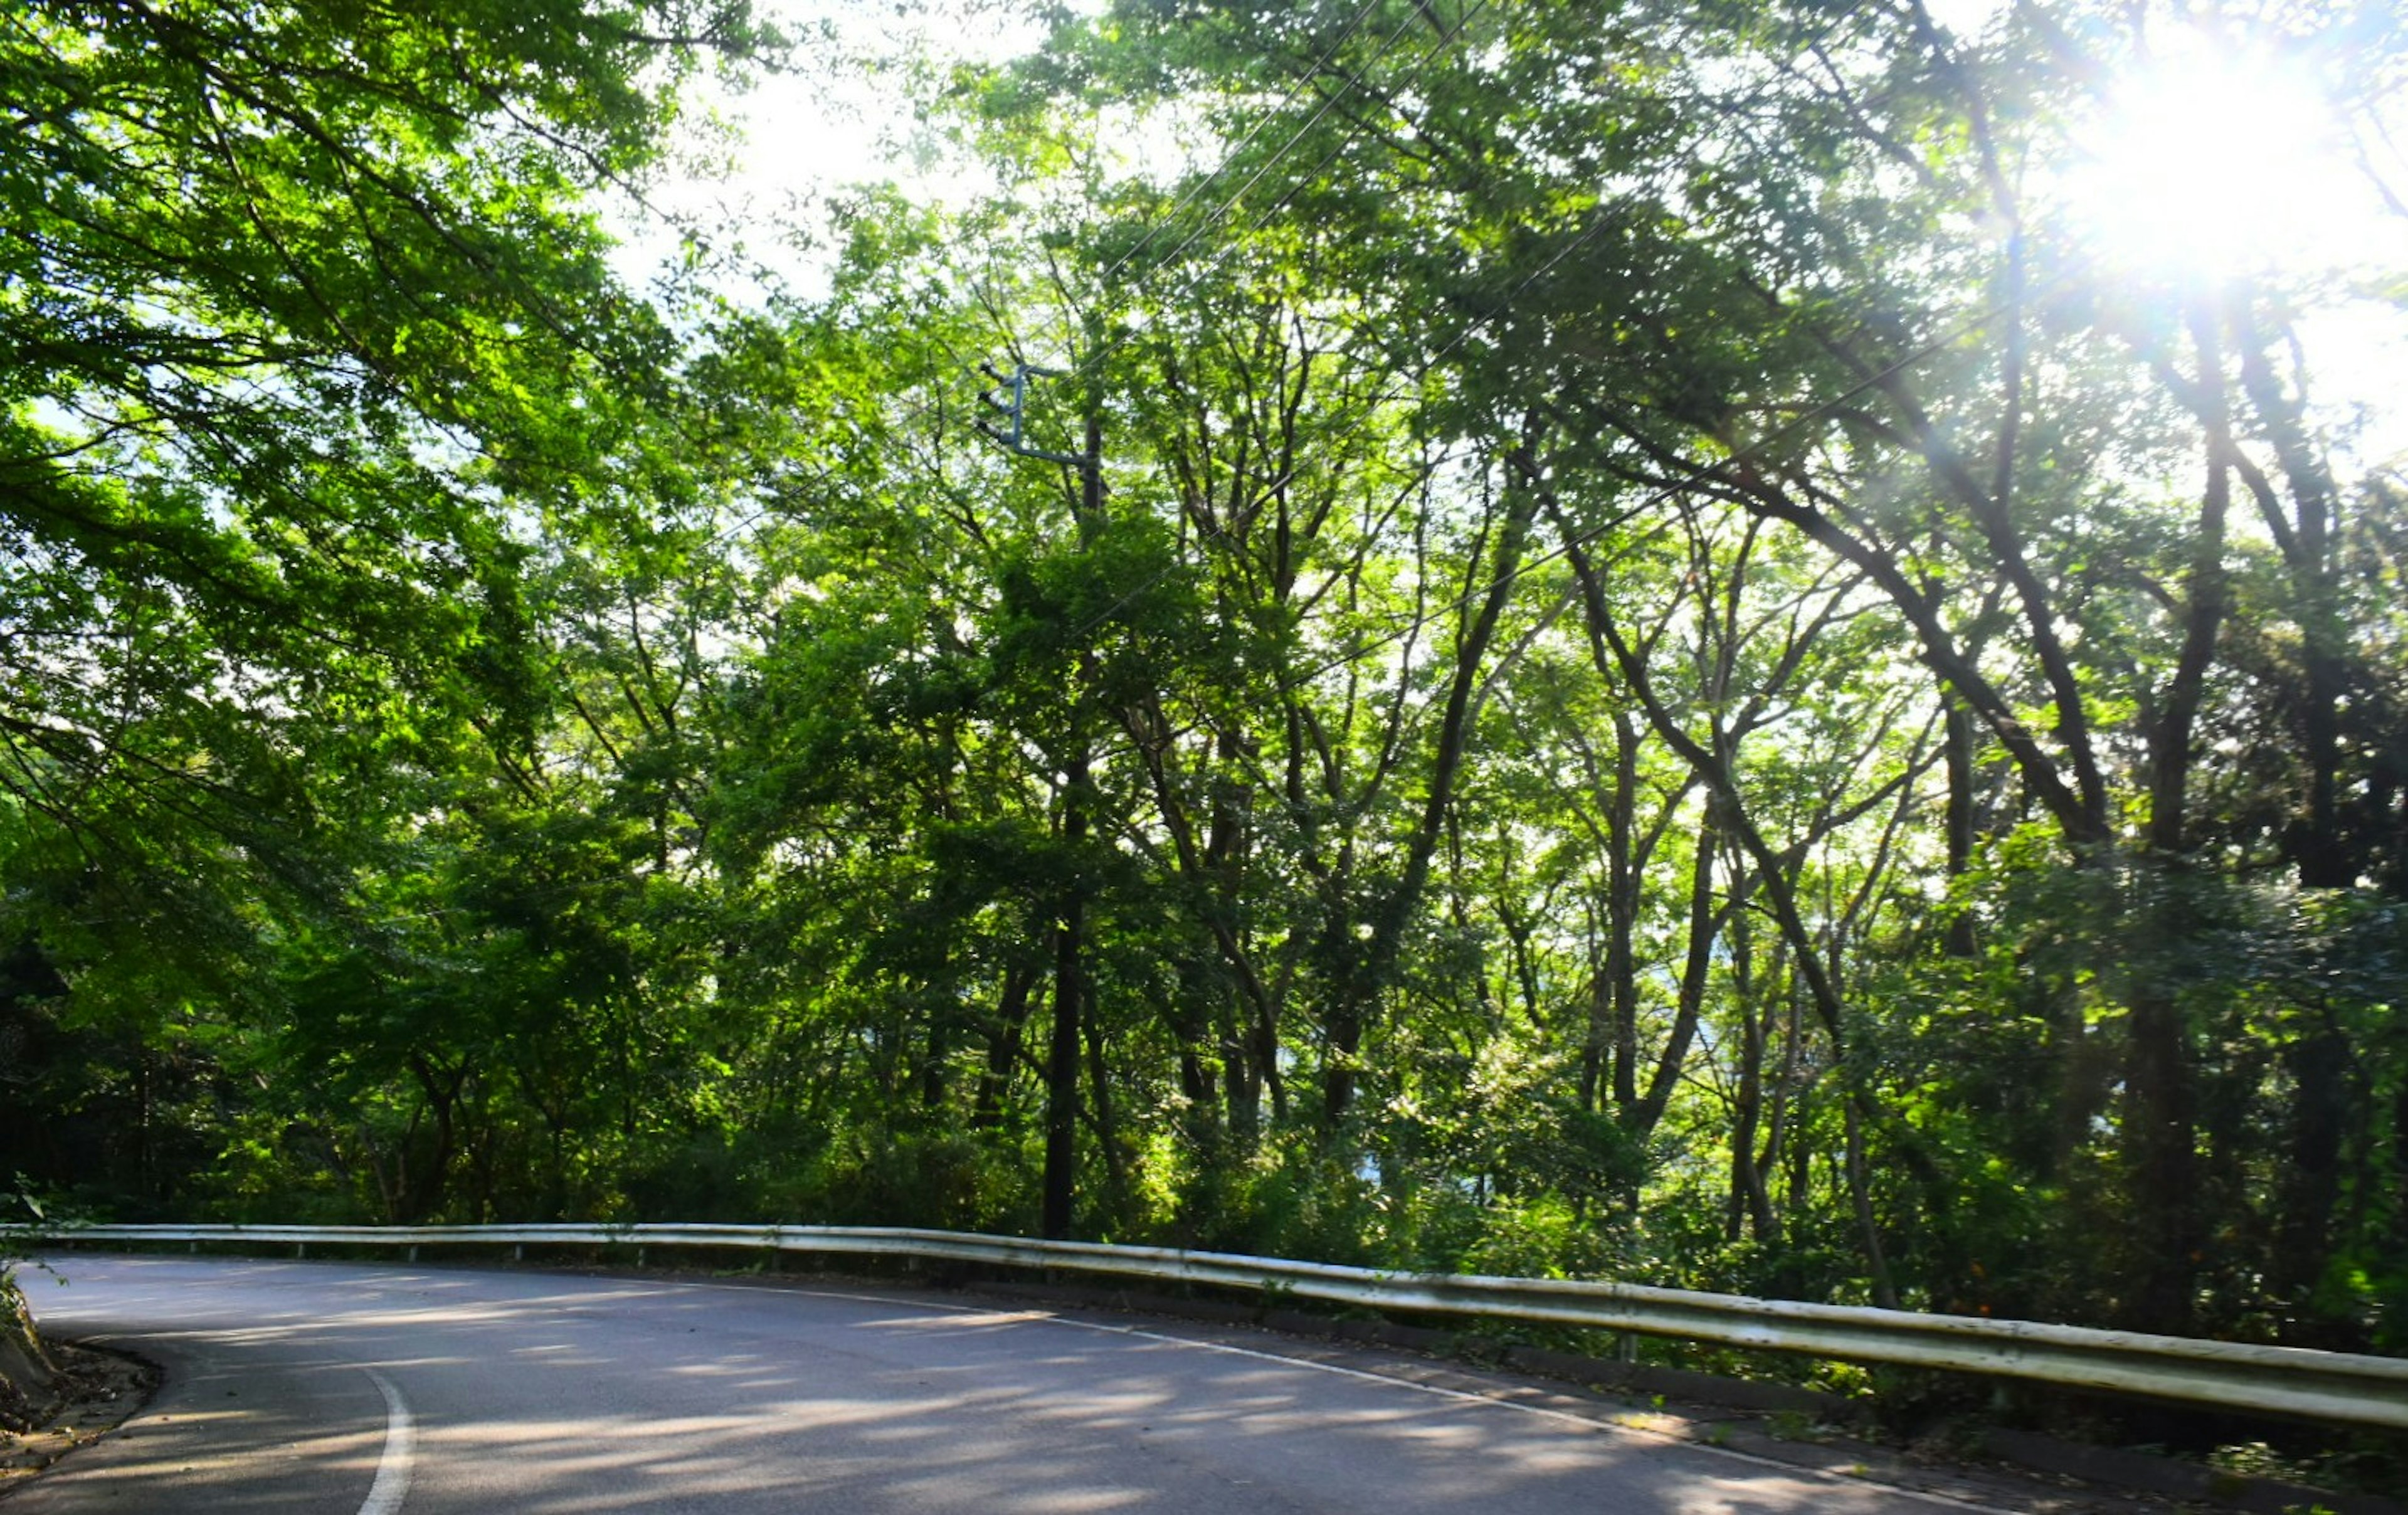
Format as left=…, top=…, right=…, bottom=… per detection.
left=17, top=1255, right=2042, bottom=1514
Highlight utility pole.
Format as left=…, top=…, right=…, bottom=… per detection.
left=976, top=361, right=1101, bottom=1241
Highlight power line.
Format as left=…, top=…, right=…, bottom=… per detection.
left=1087, top=0, right=1391, bottom=290
left=1109, top=0, right=1439, bottom=288
left=1054, top=0, right=1862, bottom=645
left=689, top=0, right=1492, bottom=565
left=1024, top=0, right=1499, bottom=410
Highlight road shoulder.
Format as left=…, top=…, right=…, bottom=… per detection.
left=0, top=1342, right=158, bottom=1498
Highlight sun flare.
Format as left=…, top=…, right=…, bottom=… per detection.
left=2065, top=28, right=2367, bottom=283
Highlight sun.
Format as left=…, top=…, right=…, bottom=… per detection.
left=2062, top=26, right=2370, bottom=286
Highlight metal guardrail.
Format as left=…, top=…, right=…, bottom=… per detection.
left=15, top=1221, right=2407, bottom=1430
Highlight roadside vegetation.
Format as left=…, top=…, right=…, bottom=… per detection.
left=3, top=0, right=2403, bottom=1474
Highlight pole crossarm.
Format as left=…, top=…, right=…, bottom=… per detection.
left=14, top=1222, right=2405, bottom=1430
left=974, top=361, right=1088, bottom=467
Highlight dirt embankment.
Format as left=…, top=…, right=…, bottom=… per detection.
left=0, top=1279, right=55, bottom=1433
left=0, top=1278, right=156, bottom=1493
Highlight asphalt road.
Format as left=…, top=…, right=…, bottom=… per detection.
left=14, top=1255, right=2036, bottom=1514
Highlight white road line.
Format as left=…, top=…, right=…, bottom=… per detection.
left=358, top=1368, right=415, bottom=1515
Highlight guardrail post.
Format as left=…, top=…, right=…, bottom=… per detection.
left=514, top=1243, right=524, bottom=1262
left=407, top=1245, right=419, bottom=1263
left=295, top=1242, right=305, bottom=1259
